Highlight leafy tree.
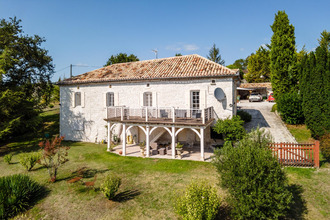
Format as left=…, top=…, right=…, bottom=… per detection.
left=227, top=58, right=248, bottom=79
left=213, top=116, right=245, bottom=143
left=318, top=30, right=330, bottom=50
left=245, top=46, right=271, bottom=82
left=0, top=17, right=54, bottom=141
left=270, top=11, right=298, bottom=99
left=175, top=53, right=182, bottom=56
left=104, top=53, right=139, bottom=66
left=207, top=43, right=225, bottom=65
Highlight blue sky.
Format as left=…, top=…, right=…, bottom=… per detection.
left=1, top=0, right=329, bottom=81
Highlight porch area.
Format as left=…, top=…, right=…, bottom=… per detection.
left=105, top=106, right=216, bottom=161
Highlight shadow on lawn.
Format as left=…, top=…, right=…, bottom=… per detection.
left=286, top=184, right=308, bottom=219
left=113, top=189, right=141, bottom=202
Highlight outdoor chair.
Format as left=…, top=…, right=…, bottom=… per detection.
left=160, top=110, right=168, bottom=118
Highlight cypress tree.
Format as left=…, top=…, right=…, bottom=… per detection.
left=270, top=11, right=298, bottom=99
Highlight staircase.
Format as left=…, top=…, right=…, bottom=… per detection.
left=150, top=129, right=167, bottom=143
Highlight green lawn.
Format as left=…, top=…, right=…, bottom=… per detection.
left=286, top=124, right=314, bottom=143
left=0, top=107, right=329, bottom=219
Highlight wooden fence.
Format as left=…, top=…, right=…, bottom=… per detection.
left=269, top=141, right=320, bottom=168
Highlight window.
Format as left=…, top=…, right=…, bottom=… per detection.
left=191, top=91, right=200, bottom=109
left=106, top=92, right=114, bottom=107
left=143, top=92, right=152, bottom=107
left=75, top=92, right=81, bottom=107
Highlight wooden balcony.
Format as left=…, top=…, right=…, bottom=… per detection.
left=105, top=106, right=215, bottom=126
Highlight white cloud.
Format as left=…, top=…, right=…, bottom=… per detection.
left=183, top=44, right=199, bottom=51
left=165, top=45, right=181, bottom=51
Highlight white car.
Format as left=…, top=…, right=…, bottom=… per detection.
left=249, top=93, right=263, bottom=102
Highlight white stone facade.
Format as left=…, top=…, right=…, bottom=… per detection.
left=59, top=77, right=237, bottom=143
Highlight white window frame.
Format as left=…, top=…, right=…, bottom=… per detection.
left=75, top=92, right=81, bottom=107
left=143, top=92, right=152, bottom=107
left=190, top=90, right=200, bottom=109
left=106, top=92, right=114, bottom=107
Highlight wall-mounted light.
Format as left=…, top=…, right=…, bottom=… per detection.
left=77, top=86, right=80, bottom=89
left=109, top=84, right=112, bottom=88
left=211, top=79, right=216, bottom=85
left=147, top=83, right=150, bottom=87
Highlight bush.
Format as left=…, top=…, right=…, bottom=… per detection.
left=48, top=104, right=54, bottom=108
left=212, top=128, right=292, bottom=219
left=237, top=110, right=252, bottom=123
left=213, top=116, right=245, bottom=143
left=4, top=153, right=13, bottom=164
left=0, top=174, right=42, bottom=219
left=277, top=92, right=304, bottom=124
left=19, top=152, right=41, bottom=171
left=320, top=132, right=330, bottom=161
left=271, top=103, right=277, bottom=112
left=101, top=174, right=121, bottom=200
left=175, top=180, right=221, bottom=220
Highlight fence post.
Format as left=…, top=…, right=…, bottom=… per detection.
left=314, top=140, right=320, bottom=168
left=202, top=108, right=205, bottom=124
left=146, top=107, right=148, bottom=122
left=280, top=142, right=283, bottom=165
left=172, top=107, right=175, bottom=123
left=121, top=107, right=124, bottom=121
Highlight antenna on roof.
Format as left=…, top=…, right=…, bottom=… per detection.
left=152, top=49, right=158, bottom=59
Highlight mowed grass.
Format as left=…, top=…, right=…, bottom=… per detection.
left=0, top=107, right=329, bottom=219
left=286, top=124, right=314, bottom=143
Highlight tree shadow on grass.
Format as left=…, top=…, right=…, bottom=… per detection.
left=112, top=190, right=141, bottom=202
left=215, top=204, right=232, bottom=220
left=285, top=184, right=308, bottom=220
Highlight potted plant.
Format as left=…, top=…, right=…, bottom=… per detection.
left=176, top=142, right=183, bottom=159
left=139, top=141, right=146, bottom=157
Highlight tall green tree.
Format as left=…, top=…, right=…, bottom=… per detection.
left=227, top=58, right=248, bottom=79
left=0, top=17, right=54, bottom=141
left=245, top=46, right=271, bottom=83
left=104, top=53, right=139, bottom=66
left=318, top=30, right=330, bottom=50
left=270, top=11, right=298, bottom=99
left=207, top=43, right=225, bottom=65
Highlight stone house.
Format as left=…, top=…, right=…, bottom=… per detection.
left=58, top=54, right=240, bottom=160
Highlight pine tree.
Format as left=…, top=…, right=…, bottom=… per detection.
left=207, top=44, right=225, bottom=65
left=270, top=11, right=298, bottom=99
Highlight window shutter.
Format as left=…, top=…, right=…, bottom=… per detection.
left=103, top=92, right=107, bottom=107
left=114, top=92, right=119, bottom=106
left=200, top=90, right=206, bottom=109
left=140, top=93, right=144, bottom=107
left=72, top=92, right=75, bottom=108
left=152, top=92, right=157, bottom=107
left=81, top=92, right=85, bottom=107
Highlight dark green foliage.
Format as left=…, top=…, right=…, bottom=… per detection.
left=213, top=116, right=245, bottom=143
left=237, top=110, right=252, bottom=123
left=207, top=43, right=225, bottom=65
left=245, top=46, right=271, bottom=82
left=270, top=11, right=298, bottom=99
left=320, top=133, right=330, bottom=161
left=4, top=153, right=13, bottom=164
left=212, top=128, right=292, bottom=219
left=0, top=17, right=53, bottom=142
left=299, top=31, right=330, bottom=139
left=227, top=58, right=248, bottom=79
left=101, top=174, right=121, bottom=200
left=104, top=53, right=139, bottom=66
left=19, top=152, right=41, bottom=171
left=175, top=53, right=183, bottom=56
left=0, top=174, right=43, bottom=219
left=277, top=92, right=304, bottom=124
left=175, top=180, right=221, bottom=220
left=271, top=103, right=277, bottom=112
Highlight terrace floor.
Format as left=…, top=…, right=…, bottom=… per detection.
left=111, top=144, right=215, bottom=162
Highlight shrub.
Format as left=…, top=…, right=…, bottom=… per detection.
left=39, top=136, right=70, bottom=182
left=271, top=103, right=277, bottom=112
left=237, top=110, right=252, bottom=123
left=48, top=104, right=54, bottom=108
left=212, top=128, right=292, bottom=219
left=101, top=174, right=121, bottom=200
left=175, top=180, right=221, bottom=220
left=19, top=152, right=41, bottom=171
left=4, top=153, right=13, bottom=164
left=213, top=116, right=245, bottom=143
left=320, top=132, right=330, bottom=161
left=0, top=174, right=42, bottom=219
left=277, top=92, right=304, bottom=124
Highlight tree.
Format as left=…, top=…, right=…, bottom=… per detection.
left=318, top=30, right=330, bottom=50
left=227, top=58, right=248, bottom=79
left=0, top=17, right=54, bottom=141
left=175, top=53, right=182, bottom=56
left=245, top=46, right=271, bottom=82
left=270, top=11, right=298, bottom=99
left=207, top=43, right=225, bottom=65
left=104, top=53, right=139, bottom=66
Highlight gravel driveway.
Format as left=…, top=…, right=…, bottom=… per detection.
left=237, top=100, right=296, bottom=143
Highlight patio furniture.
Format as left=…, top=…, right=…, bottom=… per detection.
left=160, top=110, right=168, bottom=118
left=158, top=148, right=166, bottom=155
left=166, top=146, right=172, bottom=155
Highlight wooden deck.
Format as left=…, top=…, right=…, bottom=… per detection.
left=104, top=116, right=214, bottom=126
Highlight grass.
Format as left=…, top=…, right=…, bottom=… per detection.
left=0, top=105, right=329, bottom=219
left=286, top=124, right=314, bottom=143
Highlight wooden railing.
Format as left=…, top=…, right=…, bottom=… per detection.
left=106, top=106, right=214, bottom=124
left=269, top=141, right=320, bottom=168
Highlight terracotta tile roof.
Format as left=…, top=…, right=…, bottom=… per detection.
left=58, top=54, right=238, bottom=85
left=240, top=82, right=272, bottom=89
